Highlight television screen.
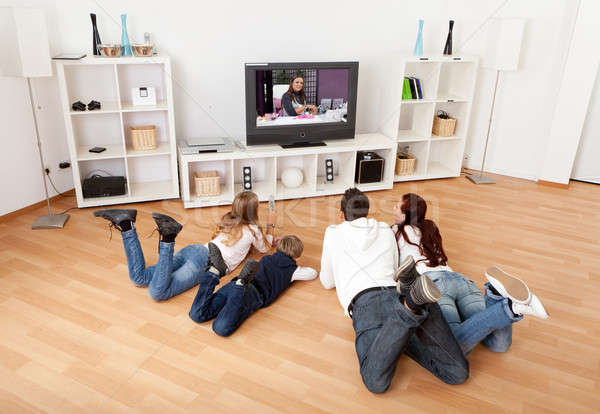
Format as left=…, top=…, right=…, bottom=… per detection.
left=255, top=67, right=350, bottom=128
left=245, top=62, right=358, bottom=147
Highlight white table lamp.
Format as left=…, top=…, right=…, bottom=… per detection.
left=0, top=8, right=69, bottom=228
left=467, top=18, right=526, bottom=184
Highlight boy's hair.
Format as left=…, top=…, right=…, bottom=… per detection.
left=277, top=235, right=304, bottom=258
left=340, top=188, right=369, bottom=221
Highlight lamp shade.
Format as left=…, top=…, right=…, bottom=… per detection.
left=483, top=18, right=526, bottom=71
left=0, top=8, right=52, bottom=78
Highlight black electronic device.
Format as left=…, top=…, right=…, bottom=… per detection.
left=355, top=151, right=384, bottom=184
left=89, top=147, right=106, bottom=153
left=325, top=159, right=334, bottom=182
left=82, top=175, right=127, bottom=198
left=242, top=166, right=252, bottom=190
left=245, top=61, right=359, bottom=147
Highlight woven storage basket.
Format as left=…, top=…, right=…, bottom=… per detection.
left=395, top=152, right=416, bottom=175
left=130, top=125, right=157, bottom=150
left=194, top=171, right=221, bottom=196
left=432, top=112, right=457, bottom=137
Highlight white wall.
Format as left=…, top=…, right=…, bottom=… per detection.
left=572, top=65, right=600, bottom=183
left=0, top=0, right=581, bottom=215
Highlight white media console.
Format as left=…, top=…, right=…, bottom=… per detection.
left=178, top=133, right=396, bottom=208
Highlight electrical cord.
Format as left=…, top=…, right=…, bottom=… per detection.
left=45, top=169, right=75, bottom=198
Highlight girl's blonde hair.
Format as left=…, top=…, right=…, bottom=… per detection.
left=212, top=191, right=270, bottom=247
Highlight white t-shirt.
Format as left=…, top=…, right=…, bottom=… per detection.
left=392, top=224, right=452, bottom=274
left=208, top=224, right=273, bottom=272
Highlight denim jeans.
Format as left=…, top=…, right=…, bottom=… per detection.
left=189, top=273, right=264, bottom=337
left=121, top=228, right=209, bottom=301
left=425, top=271, right=522, bottom=355
left=351, top=288, right=469, bottom=393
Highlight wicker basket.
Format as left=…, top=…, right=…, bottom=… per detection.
left=130, top=125, right=157, bottom=150
left=432, top=112, right=457, bottom=137
left=194, top=171, right=221, bottom=196
left=395, top=152, right=416, bottom=175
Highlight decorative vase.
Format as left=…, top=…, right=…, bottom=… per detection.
left=281, top=168, right=304, bottom=188
left=121, top=14, right=132, bottom=56
left=90, top=13, right=102, bottom=56
left=413, top=19, right=424, bottom=56
left=443, top=20, right=454, bottom=55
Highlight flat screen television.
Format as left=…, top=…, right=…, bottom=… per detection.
left=245, top=61, right=359, bottom=147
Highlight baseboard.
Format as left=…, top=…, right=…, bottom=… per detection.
left=537, top=180, right=569, bottom=189
left=0, top=189, right=76, bottom=223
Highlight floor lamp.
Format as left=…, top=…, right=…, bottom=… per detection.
left=1, top=8, right=69, bottom=228
left=467, top=18, right=526, bottom=184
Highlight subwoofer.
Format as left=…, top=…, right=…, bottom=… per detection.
left=355, top=151, right=384, bottom=184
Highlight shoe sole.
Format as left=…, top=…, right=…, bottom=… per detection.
left=415, top=274, right=442, bottom=303
left=486, top=266, right=530, bottom=303
left=208, top=242, right=228, bottom=275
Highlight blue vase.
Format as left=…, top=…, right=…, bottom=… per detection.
left=121, top=14, right=132, bottom=56
left=413, top=19, right=424, bottom=56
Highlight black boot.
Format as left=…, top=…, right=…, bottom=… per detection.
left=151, top=212, right=182, bottom=243
left=206, top=242, right=228, bottom=277
left=94, top=209, right=137, bottom=231
left=236, top=259, right=259, bottom=286
left=394, top=256, right=421, bottom=295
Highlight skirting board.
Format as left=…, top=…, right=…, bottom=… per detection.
left=0, top=189, right=76, bottom=223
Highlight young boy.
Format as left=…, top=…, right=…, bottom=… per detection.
left=189, top=235, right=317, bottom=336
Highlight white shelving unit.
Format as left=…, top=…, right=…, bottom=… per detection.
left=178, top=134, right=396, bottom=208
left=55, top=55, right=179, bottom=208
left=378, top=55, right=479, bottom=182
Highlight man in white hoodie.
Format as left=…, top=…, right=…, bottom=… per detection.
left=320, top=188, right=469, bottom=393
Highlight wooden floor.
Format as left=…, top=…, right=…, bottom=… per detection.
left=1, top=174, right=599, bottom=413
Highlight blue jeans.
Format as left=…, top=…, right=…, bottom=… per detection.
left=189, top=273, right=264, bottom=337
left=425, top=271, right=522, bottom=355
left=121, top=228, right=209, bottom=301
left=351, top=288, right=469, bottom=393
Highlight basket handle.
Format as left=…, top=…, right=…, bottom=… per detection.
left=437, top=110, right=450, bottom=119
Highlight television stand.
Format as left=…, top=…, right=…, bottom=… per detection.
left=280, top=141, right=326, bottom=149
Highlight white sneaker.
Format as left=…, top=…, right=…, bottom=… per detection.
left=486, top=266, right=531, bottom=303
left=512, top=294, right=549, bottom=319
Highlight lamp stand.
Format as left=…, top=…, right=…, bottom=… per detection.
left=28, top=78, right=69, bottom=229
left=467, top=70, right=499, bottom=185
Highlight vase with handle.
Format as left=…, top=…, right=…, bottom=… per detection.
left=121, top=14, right=132, bottom=56
left=90, top=13, right=102, bottom=56
left=443, top=20, right=454, bottom=55
left=413, top=19, right=424, bottom=56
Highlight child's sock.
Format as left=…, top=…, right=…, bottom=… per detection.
left=161, top=234, right=176, bottom=243
left=119, top=220, right=132, bottom=232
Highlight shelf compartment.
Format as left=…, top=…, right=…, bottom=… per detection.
left=121, top=101, right=168, bottom=112
left=69, top=101, right=120, bottom=115
left=433, top=102, right=469, bottom=138
left=395, top=141, right=429, bottom=180
left=354, top=148, right=395, bottom=187
left=117, top=63, right=166, bottom=108
left=122, top=111, right=169, bottom=149
left=71, top=112, right=124, bottom=153
left=78, top=158, right=129, bottom=200
left=64, top=64, right=119, bottom=114
left=77, top=144, right=124, bottom=161
left=316, top=152, right=356, bottom=194
left=234, top=157, right=276, bottom=201
left=402, top=61, right=440, bottom=100
left=398, top=103, right=435, bottom=140
left=428, top=139, right=464, bottom=177
left=437, top=62, right=476, bottom=100
left=130, top=180, right=176, bottom=200
left=189, top=159, right=234, bottom=203
left=126, top=141, right=171, bottom=158
left=276, top=155, right=317, bottom=199
left=127, top=155, right=173, bottom=195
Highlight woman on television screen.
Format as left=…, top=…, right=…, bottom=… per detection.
left=281, top=76, right=317, bottom=116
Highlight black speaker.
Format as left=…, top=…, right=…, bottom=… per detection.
left=325, top=159, right=334, bottom=183
left=242, top=166, right=252, bottom=190
left=355, top=151, right=384, bottom=184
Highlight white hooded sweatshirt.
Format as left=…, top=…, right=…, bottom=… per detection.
left=320, top=217, right=399, bottom=315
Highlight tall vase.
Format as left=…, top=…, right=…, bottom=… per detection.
left=413, top=19, right=424, bottom=56
left=90, top=13, right=102, bottom=56
left=443, top=20, right=454, bottom=55
left=121, top=14, right=132, bottom=56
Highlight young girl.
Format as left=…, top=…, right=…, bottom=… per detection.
left=93, top=191, right=275, bottom=302
left=392, top=193, right=548, bottom=355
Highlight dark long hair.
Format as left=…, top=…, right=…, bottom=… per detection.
left=396, top=193, right=448, bottom=267
left=286, top=76, right=306, bottom=105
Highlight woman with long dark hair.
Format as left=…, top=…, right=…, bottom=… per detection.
left=281, top=76, right=317, bottom=116
left=392, top=193, right=549, bottom=354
